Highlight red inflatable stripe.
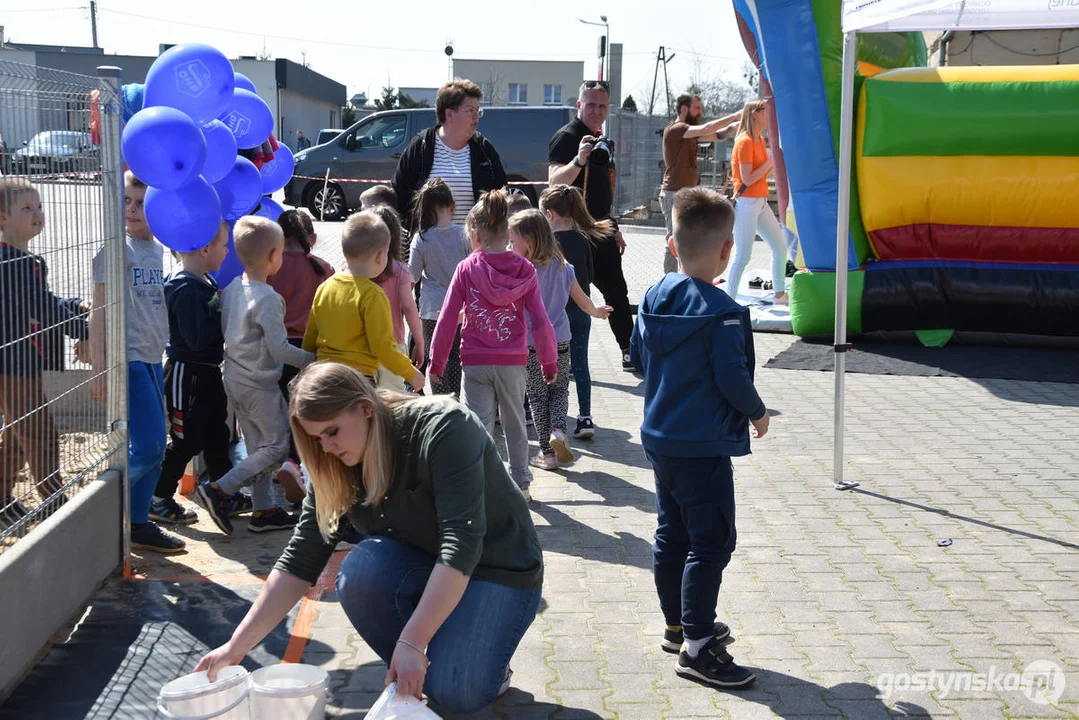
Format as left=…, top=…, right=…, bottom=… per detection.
left=870, top=224, right=1079, bottom=264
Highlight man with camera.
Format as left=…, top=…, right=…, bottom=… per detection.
left=660, top=95, right=742, bottom=274
left=548, top=80, right=635, bottom=371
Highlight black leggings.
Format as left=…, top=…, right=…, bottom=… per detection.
left=279, top=338, right=304, bottom=464
left=591, top=235, right=634, bottom=350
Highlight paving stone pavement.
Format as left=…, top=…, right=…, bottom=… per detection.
left=23, top=225, right=1075, bottom=719
left=302, top=226, right=1079, bottom=719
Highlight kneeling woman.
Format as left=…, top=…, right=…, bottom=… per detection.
left=196, top=362, right=543, bottom=714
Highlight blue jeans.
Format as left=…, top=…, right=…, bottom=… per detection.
left=336, top=536, right=542, bottom=715
left=128, top=361, right=165, bottom=525
left=647, top=451, right=737, bottom=641
left=566, top=304, right=592, bottom=418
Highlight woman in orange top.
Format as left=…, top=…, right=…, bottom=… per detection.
left=728, top=100, right=789, bottom=305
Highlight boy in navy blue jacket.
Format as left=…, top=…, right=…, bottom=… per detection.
left=630, top=187, right=769, bottom=690
left=150, top=222, right=234, bottom=525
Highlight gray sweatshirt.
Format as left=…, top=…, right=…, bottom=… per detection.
left=221, top=278, right=314, bottom=389
left=408, top=225, right=472, bottom=320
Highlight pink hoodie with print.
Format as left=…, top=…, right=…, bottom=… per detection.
left=430, top=251, right=558, bottom=377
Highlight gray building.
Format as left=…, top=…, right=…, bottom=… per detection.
left=0, top=40, right=346, bottom=152
left=452, top=58, right=584, bottom=107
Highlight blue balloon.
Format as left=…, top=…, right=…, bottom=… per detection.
left=253, top=197, right=286, bottom=221
left=211, top=223, right=244, bottom=289
left=234, top=72, right=257, bottom=94
left=144, top=43, right=236, bottom=125
left=218, top=89, right=273, bottom=150
left=213, top=156, right=263, bottom=221
left=145, top=177, right=222, bottom=252
left=259, top=145, right=295, bottom=195
left=201, top=119, right=238, bottom=184
left=122, top=106, right=207, bottom=190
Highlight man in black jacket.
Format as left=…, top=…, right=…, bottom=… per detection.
left=392, top=80, right=507, bottom=231
left=548, top=81, right=634, bottom=370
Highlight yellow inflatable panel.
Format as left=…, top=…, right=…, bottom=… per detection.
left=858, top=155, right=1079, bottom=232
left=870, top=65, right=1079, bottom=83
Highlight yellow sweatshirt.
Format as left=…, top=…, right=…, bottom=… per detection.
left=303, top=274, right=417, bottom=379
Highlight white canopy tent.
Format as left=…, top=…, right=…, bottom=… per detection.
left=831, top=0, right=1079, bottom=490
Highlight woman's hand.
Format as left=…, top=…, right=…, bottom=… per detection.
left=387, top=640, right=428, bottom=700
left=194, top=641, right=246, bottom=682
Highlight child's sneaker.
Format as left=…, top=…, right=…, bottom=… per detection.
left=518, top=483, right=532, bottom=503
left=196, top=480, right=234, bottom=535
left=550, top=429, right=574, bottom=464
left=621, top=348, right=635, bottom=371
left=275, top=459, right=306, bottom=504
left=573, top=417, right=595, bottom=440
left=248, top=507, right=298, bottom=533
left=662, top=622, right=731, bottom=653
left=530, top=451, right=558, bottom=471
left=675, top=637, right=755, bottom=689
left=149, top=497, right=198, bottom=525
left=228, top=492, right=253, bottom=517
left=130, top=521, right=186, bottom=554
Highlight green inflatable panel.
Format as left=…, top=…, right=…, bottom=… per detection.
left=790, top=270, right=863, bottom=337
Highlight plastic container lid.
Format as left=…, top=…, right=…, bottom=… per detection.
left=159, top=666, right=249, bottom=700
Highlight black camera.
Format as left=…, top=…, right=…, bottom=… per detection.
left=587, top=136, right=613, bottom=165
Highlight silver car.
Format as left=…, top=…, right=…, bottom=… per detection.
left=14, top=131, right=99, bottom=175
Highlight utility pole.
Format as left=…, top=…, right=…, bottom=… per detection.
left=90, top=0, right=99, bottom=49
left=648, top=47, right=676, bottom=116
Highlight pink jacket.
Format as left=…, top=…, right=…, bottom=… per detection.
left=430, top=251, right=557, bottom=376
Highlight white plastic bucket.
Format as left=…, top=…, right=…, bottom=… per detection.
left=364, top=683, right=442, bottom=720
left=158, top=666, right=250, bottom=720
left=248, top=664, right=328, bottom=719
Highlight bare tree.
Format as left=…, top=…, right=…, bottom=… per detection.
left=684, top=57, right=755, bottom=117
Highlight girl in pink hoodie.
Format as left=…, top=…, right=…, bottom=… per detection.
left=430, top=190, right=558, bottom=501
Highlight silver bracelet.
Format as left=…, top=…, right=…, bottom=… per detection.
left=396, top=638, right=430, bottom=666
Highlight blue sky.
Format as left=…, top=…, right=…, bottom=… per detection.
left=0, top=0, right=752, bottom=106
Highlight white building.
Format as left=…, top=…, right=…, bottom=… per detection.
left=451, top=59, right=584, bottom=107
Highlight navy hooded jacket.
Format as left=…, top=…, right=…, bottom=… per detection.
left=629, top=274, right=766, bottom=458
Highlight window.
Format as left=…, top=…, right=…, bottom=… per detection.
left=508, top=83, right=528, bottom=105
left=544, top=84, right=563, bottom=105
left=479, top=82, right=493, bottom=105
left=346, top=114, right=407, bottom=151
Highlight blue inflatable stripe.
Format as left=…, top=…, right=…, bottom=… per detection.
left=744, top=0, right=857, bottom=272
left=868, top=259, right=1079, bottom=273
left=732, top=0, right=769, bottom=82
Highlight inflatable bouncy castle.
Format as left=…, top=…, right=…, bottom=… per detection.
left=734, top=0, right=1079, bottom=338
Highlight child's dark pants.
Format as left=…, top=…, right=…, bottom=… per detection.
left=646, top=450, right=737, bottom=642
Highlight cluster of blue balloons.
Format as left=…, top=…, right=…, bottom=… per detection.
left=120, top=43, right=295, bottom=275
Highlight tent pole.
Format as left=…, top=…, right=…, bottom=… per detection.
left=833, top=30, right=858, bottom=492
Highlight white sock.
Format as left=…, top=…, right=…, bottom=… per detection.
left=685, top=636, right=711, bottom=658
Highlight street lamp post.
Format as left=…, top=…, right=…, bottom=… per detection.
left=578, top=16, right=609, bottom=82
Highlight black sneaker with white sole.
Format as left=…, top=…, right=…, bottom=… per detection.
left=675, top=637, right=755, bottom=689
left=228, top=492, right=253, bottom=517
left=248, top=507, right=298, bottom=533
left=195, top=480, right=234, bottom=535
left=149, top=497, right=197, bottom=525
left=130, top=521, right=186, bottom=554
left=662, top=622, right=731, bottom=653
left=621, top=349, right=635, bottom=372
left=573, top=417, right=595, bottom=440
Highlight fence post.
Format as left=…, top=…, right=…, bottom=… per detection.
left=97, top=65, right=130, bottom=568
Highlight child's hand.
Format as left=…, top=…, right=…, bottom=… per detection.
left=592, top=304, right=613, bottom=320
left=74, top=340, right=91, bottom=364
left=543, top=371, right=557, bottom=384
left=411, top=344, right=425, bottom=367
left=751, top=411, right=770, bottom=439
left=411, top=371, right=426, bottom=392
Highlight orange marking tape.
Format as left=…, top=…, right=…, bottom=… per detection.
left=283, top=550, right=347, bottom=665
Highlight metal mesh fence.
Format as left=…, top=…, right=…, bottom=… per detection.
left=0, top=60, right=126, bottom=548
left=607, top=109, right=670, bottom=216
